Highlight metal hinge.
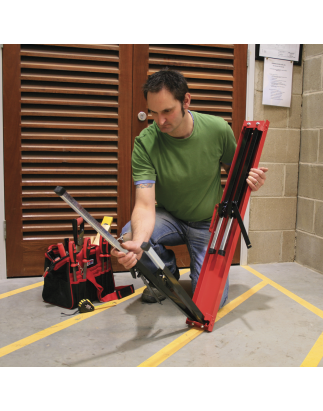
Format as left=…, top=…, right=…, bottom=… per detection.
left=3, top=221, right=6, bottom=240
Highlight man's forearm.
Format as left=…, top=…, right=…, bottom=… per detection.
left=131, top=205, right=155, bottom=245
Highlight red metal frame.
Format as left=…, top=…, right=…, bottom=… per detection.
left=187, top=120, right=270, bottom=332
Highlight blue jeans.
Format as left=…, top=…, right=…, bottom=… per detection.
left=121, top=208, right=229, bottom=308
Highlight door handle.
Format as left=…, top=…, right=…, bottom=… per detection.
left=138, top=111, right=147, bottom=121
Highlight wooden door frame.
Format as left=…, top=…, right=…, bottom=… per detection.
left=131, top=45, right=149, bottom=212
left=110, top=44, right=134, bottom=271
left=115, top=44, right=134, bottom=235
left=0, top=45, right=7, bottom=280
left=3, top=45, right=23, bottom=278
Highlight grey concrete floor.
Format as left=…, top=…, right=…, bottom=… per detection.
left=0, top=262, right=322, bottom=367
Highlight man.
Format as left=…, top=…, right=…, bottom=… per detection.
left=111, top=69, right=267, bottom=305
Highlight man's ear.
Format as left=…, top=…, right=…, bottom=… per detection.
left=183, top=92, right=191, bottom=110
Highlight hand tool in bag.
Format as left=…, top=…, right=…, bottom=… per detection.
left=92, top=216, right=113, bottom=246
left=64, top=238, right=69, bottom=254
left=82, top=237, right=92, bottom=279
left=54, top=120, right=269, bottom=331
left=99, top=235, right=109, bottom=272
left=57, top=243, right=67, bottom=258
left=72, top=216, right=84, bottom=251
left=68, top=240, right=78, bottom=282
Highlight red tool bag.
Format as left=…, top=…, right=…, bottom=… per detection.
left=42, top=219, right=134, bottom=309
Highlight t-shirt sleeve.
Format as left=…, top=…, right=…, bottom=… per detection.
left=220, top=121, right=237, bottom=165
left=132, top=137, right=157, bottom=182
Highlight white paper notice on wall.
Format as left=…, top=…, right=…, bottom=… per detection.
left=262, top=58, right=293, bottom=107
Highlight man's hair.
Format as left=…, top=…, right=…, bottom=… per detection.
left=142, top=68, right=189, bottom=104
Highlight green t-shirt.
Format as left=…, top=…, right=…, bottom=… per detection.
left=132, top=111, right=237, bottom=222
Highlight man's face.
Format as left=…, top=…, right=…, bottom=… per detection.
left=147, top=88, right=190, bottom=136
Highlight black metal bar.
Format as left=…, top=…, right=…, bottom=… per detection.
left=221, top=127, right=252, bottom=207
left=232, top=202, right=251, bottom=248
left=232, top=129, right=262, bottom=206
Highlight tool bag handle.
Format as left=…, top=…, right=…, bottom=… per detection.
left=72, top=217, right=84, bottom=248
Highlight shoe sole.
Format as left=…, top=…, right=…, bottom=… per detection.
left=141, top=295, right=166, bottom=303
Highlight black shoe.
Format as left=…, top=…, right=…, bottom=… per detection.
left=141, top=267, right=180, bottom=304
left=141, top=286, right=166, bottom=303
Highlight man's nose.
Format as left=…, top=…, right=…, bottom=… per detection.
left=158, top=114, right=166, bottom=125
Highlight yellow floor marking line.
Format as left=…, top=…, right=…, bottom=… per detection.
left=300, top=331, right=323, bottom=367
left=0, top=281, right=44, bottom=300
left=243, top=265, right=323, bottom=368
left=138, top=279, right=268, bottom=367
left=242, top=266, right=323, bottom=319
left=138, top=328, right=204, bottom=368
left=0, top=268, right=190, bottom=359
left=0, top=285, right=145, bottom=359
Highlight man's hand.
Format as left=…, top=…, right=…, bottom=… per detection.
left=111, top=240, right=143, bottom=270
left=246, top=167, right=268, bottom=191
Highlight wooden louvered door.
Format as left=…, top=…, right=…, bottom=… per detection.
left=132, top=44, right=248, bottom=266
left=3, top=44, right=133, bottom=277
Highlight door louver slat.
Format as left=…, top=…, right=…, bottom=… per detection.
left=21, top=84, right=119, bottom=96
left=23, top=222, right=118, bottom=232
left=21, top=59, right=119, bottom=74
left=21, top=188, right=118, bottom=197
left=21, top=131, right=119, bottom=140
left=21, top=119, right=118, bottom=129
left=21, top=71, right=119, bottom=84
left=21, top=95, right=119, bottom=106
left=21, top=48, right=119, bottom=62
left=21, top=142, right=118, bottom=152
left=149, top=46, right=234, bottom=59
left=49, top=44, right=120, bottom=51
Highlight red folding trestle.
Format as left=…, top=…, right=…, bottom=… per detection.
left=187, top=120, right=269, bottom=331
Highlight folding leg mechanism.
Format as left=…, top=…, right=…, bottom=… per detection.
left=54, top=120, right=269, bottom=332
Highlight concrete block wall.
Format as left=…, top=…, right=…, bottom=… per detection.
left=247, top=59, right=302, bottom=264
left=295, top=45, right=323, bottom=274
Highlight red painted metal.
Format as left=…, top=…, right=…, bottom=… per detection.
left=187, top=120, right=270, bottom=332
